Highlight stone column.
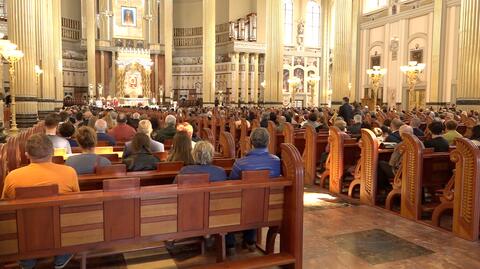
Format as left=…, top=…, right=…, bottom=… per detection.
left=331, top=0, right=353, bottom=105
left=252, top=53, right=259, bottom=104
left=428, top=0, right=447, bottom=107
left=7, top=0, right=38, bottom=127
left=100, top=51, right=105, bottom=94
left=53, top=0, right=63, bottom=109
left=230, top=52, right=240, bottom=105
left=86, top=0, right=97, bottom=97
left=98, top=0, right=109, bottom=40
left=202, top=0, right=216, bottom=106
left=456, top=0, right=480, bottom=109
left=264, top=0, right=283, bottom=106
left=36, top=0, right=56, bottom=118
left=242, top=53, right=250, bottom=104
left=111, top=51, right=116, bottom=97
left=320, top=0, right=331, bottom=106
left=163, top=0, right=173, bottom=104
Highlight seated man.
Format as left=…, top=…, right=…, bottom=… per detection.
left=108, top=113, right=136, bottom=142
left=45, top=113, right=72, bottom=154
left=95, top=118, right=116, bottom=146
left=227, top=128, right=281, bottom=255
left=153, top=114, right=177, bottom=143
left=123, top=120, right=165, bottom=158
left=377, top=125, right=413, bottom=191
left=1, top=134, right=79, bottom=269
left=443, top=120, right=463, bottom=145
left=424, top=121, right=450, bottom=152
left=409, top=117, right=425, bottom=137
left=347, top=114, right=363, bottom=135
left=385, top=119, right=404, bottom=143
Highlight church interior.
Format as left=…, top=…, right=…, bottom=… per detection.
left=0, top=0, right=480, bottom=268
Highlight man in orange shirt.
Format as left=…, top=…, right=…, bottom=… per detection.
left=1, top=134, right=79, bottom=269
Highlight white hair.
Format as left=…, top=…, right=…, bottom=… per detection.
left=353, top=114, right=362, bottom=123
left=137, top=120, right=153, bottom=135
left=165, top=115, right=176, bottom=126
left=94, top=119, right=107, bottom=133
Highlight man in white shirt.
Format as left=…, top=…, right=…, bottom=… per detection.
left=44, top=113, right=72, bottom=154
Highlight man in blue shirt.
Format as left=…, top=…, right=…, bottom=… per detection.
left=227, top=127, right=281, bottom=255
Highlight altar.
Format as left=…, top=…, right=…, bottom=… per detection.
left=119, top=97, right=151, bottom=107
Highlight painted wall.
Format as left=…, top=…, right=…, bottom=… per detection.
left=61, top=0, right=81, bottom=21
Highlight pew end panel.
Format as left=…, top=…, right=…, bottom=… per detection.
left=451, top=138, right=480, bottom=241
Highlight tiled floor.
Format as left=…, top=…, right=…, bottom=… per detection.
left=25, top=187, right=480, bottom=269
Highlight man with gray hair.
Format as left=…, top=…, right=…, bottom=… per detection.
left=153, top=114, right=177, bottom=142
left=227, top=127, right=280, bottom=255
left=123, top=120, right=164, bottom=158
left=95, top=118, right=116, bottom=146
left=347, top=114, right=363, bottom=134
left=377, top=125, right=413, bottom=190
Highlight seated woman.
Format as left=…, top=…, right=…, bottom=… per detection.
left=177, top=141, right=226, bottom=182
left=65, top=126, right=111, bottom=174
left=167, top=131, right=195, bottom=165
left=123, top=133, right=160, bottom=171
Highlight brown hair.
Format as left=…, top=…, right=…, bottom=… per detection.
left=76, top=126, right=97, bottom=149
left=167, top=131, right=194, bottom=165
left=26, top=134, right=53, bottom=159
left=131, top=133, right=152, bottom=154
left=445, top=120, right=458, bottom=131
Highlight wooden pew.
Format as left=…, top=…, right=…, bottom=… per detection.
left=327, top=127, right=360, bottom=194
left=385, top=133, right=454, bottom=220
left=0, top=143, right=304, bottom=269
left=432, top=138, right=480, bottom=241
left=218, top=131, right=236, bottom=158
left=349, top=129, right=393, bottom=204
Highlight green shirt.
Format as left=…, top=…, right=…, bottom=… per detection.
left=443, top=130, right=462, bottom=145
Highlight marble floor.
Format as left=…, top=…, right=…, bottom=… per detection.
left=18, top=187, right=480, bottom=269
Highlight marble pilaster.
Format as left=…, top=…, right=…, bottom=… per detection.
left=264, top=0, right=283, bottom=106
left=456, top=0, right=480, bottom=108
left=86, top=0, right=97, bottom=96
left=202, top=0, right=216, bottom=105
left=7, top=0, right=38, bottom=128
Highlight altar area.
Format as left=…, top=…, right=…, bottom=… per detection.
left=115, top=48, right=154, bottom=106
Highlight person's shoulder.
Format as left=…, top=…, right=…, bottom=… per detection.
left=52, top=162, right=77, bottom=174
left=268, top=153, right=281, bottom=161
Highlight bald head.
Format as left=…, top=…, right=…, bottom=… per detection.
left=391, top=119, right=404, bottom=131
left=95, top=119, right=107, bottom=133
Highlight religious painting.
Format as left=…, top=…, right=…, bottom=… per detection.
left=113, top=0, right=144, bottom=40
left=121, top=7, right=137, bottom=27
left=410, top=48, right=424, bottom=63
left=294, top=68, right=304, bottom=93
left=124, top=67, right=143, bottom=98
left=370, top=54, right=381, bottom=68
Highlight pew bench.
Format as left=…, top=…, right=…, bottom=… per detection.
left=385, top=133, right=454, bottom=221
left=0, top=144, right=304, bottom=269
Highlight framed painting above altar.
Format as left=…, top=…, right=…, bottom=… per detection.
left=113, top=0, right=144, bottom=40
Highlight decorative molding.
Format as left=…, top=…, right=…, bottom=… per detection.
left=360, top=2, right=434, bottom=29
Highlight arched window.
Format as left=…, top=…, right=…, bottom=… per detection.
left=305, top=0, right=320, bottom=47
left=283, top=0, right=294, bottom=45
left=363, top=0, right=388, bottom=14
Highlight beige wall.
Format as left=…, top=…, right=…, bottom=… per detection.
left=173, top=0, right=203, bottom=28
left=228, top=0, right=255, bottom=21
left=61, top=0, right=81, bottom=21
left=358, top=2, right=460, bottom=108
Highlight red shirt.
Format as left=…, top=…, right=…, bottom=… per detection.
left=108, top=123, right=136, bottom=142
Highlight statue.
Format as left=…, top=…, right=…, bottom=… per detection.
left=296, top=20, right=305, bottom=47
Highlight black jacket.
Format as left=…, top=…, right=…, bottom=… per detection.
left=424, top=137, right=449, bottom=152
left=347, top=123, right=362, bottom=135
left=385, top=131, right=402, bottom=143
left=339, top=103, right=353, bottom=123
left=123, top=152, right=160, bottom=172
